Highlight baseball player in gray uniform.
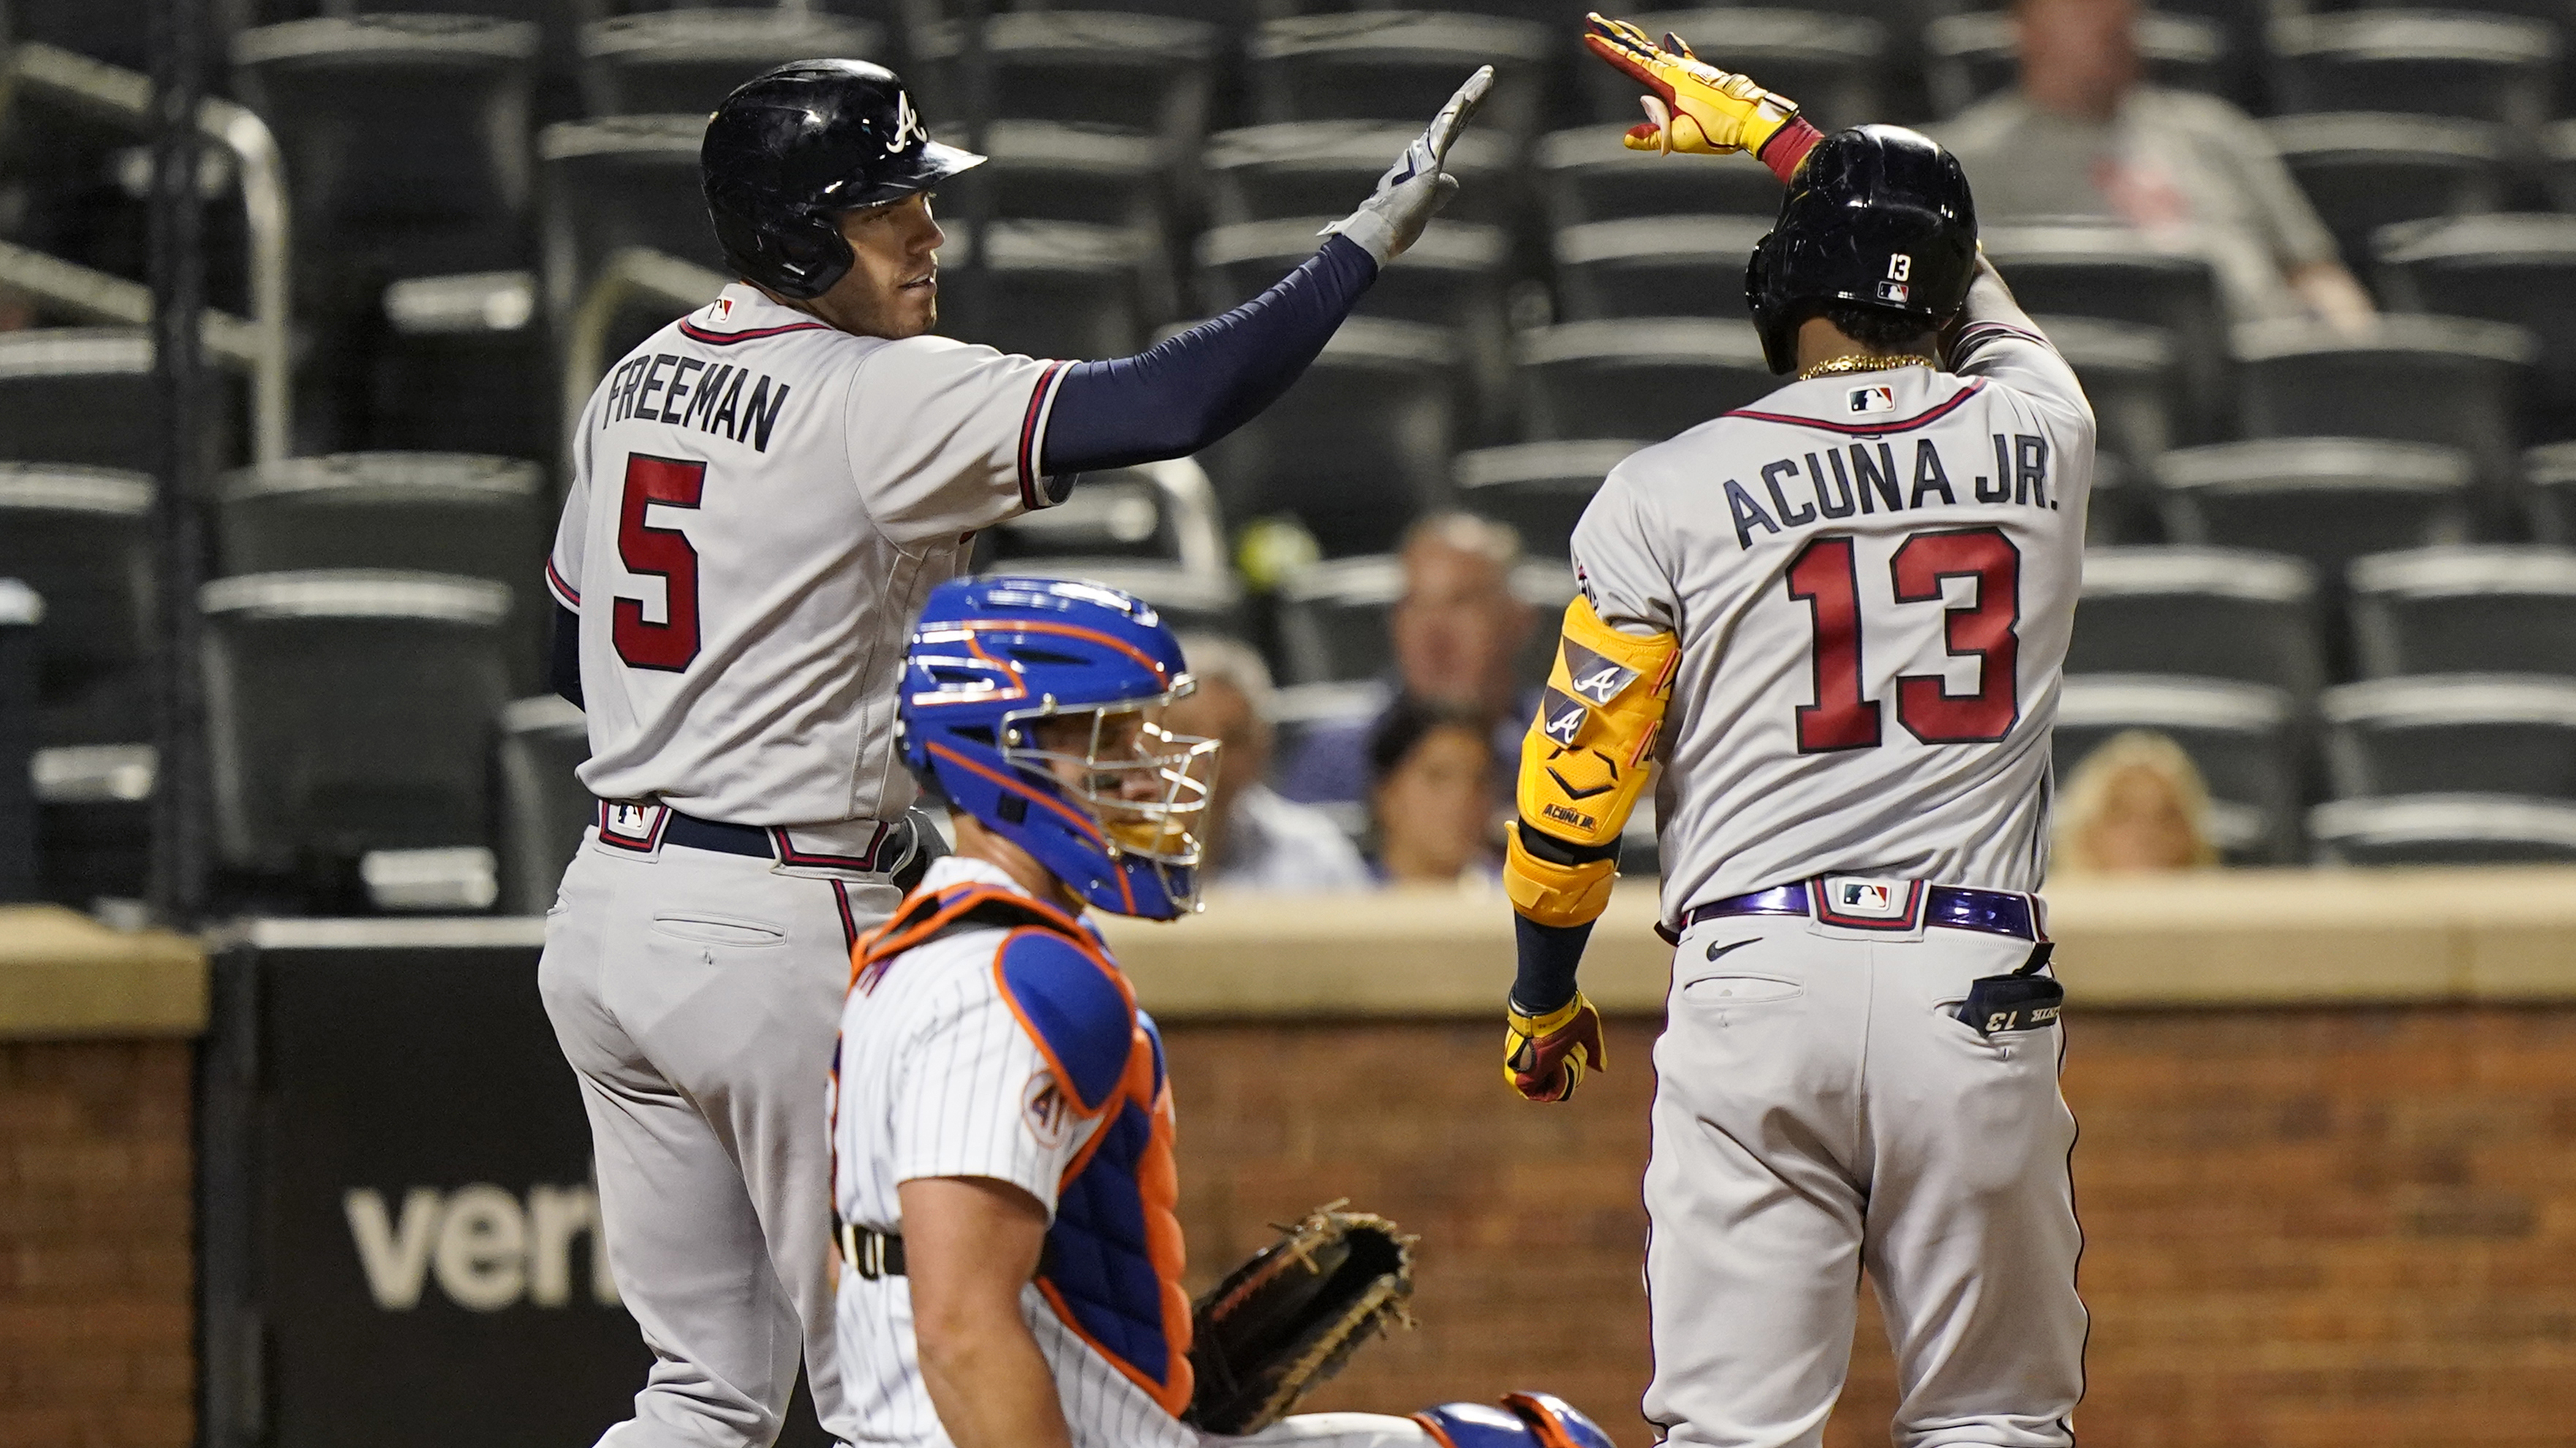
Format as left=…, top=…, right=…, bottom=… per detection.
left=1492, top=20, right=2096, bottom=1448
left=538, top=57, right=1492, bottom=1448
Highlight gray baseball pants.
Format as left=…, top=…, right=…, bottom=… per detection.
left=1644, top=913, right=2087, bottom=1448
left=542, top=829, right=900, bottom=1448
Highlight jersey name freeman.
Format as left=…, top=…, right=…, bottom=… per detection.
left=1723, top=432, right=2056, bottom=550
left=598, top=352, right=796, bottom=452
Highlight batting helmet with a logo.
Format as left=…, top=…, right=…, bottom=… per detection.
left=1745, top=124, right=1978, bottom=374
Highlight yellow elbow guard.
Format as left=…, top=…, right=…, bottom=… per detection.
left=1504, top=596, right=1680, bottom=928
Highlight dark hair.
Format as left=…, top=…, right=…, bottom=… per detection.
left=1806, top=302, right=1941, bottom=355
left=1367, top=696, right=1494, bottom=789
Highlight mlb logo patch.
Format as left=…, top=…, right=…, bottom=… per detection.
left=1848, top=384, right=1895, bottom=416
left=714, top=297, right=734, bottom=319
left=600, top=801, right=668, bottom=852
left=1875, top=280, right=1910, bottom=304
left=1815, top=875, right=1925, bottom=930
left=1837, top=881, right=1895, bottom=915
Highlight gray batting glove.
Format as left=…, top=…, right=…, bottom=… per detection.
left=1320, top=65, right=1495, bottom=266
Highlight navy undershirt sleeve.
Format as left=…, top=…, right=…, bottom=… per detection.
left=1512, top=915, right=1591, bottom=1016
left=549, top=600, right=583, bottom=710
left=1038, top=235, right=1379, bottom=476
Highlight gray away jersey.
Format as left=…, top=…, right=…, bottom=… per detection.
left=1571, top=323, right=2096, bottom=916
left=548, top=284, right=1070, bottom=829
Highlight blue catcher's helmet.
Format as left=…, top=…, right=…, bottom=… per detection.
left=898, top=576, right=1217, bottom=920
left=1415, top=1392, right=1617, bottom=1448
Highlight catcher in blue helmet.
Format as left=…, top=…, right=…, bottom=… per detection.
left=828, top=575, right=1617, bottom=1448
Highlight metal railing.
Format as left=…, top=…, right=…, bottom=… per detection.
left=0, top=41, right=292, bottom=463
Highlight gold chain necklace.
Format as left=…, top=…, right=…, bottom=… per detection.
left=1798, top=353, right=1935, bottom=382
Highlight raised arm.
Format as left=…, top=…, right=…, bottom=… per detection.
left=1038, top=67, right=1492, bottom=476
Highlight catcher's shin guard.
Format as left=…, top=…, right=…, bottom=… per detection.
left=1412, top=1392, right=1615, bottom=1448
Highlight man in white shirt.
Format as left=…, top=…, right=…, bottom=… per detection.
left=1165, top=633, right=1369, bottom=894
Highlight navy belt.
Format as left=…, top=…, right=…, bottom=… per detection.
left=595, top=800, right=906, bottom=872
left=661, top=810, right=772, bottom=858
left=1661, top=878, right=2042, bottom=944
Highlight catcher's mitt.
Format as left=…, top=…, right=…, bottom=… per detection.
left=1185, top=1202, right=1416, bottom=1436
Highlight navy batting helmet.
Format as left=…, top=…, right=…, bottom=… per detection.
left=1745, top=124, right=1978, bottom=374
left=701, top=59, right=984, bottom=300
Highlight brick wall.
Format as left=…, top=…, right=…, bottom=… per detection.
left=1166, top=1008, right=2576, bottom=1448
left=0, top=1041, right=193, bottom=1448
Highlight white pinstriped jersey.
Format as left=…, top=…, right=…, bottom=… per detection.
left=548, top=283, right=1071, bottom=830
left=830, top=856, right=1194, bottom=1448
left=1568, top=324, right=2096, bottom=914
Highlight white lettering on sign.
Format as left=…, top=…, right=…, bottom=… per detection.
left=344, top=1182, right=620, bottom=1312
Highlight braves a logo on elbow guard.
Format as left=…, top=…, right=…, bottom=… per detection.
left=1561, top=640, right=1641, bottom=706
left=1539, top=689, right=1590, bottom=748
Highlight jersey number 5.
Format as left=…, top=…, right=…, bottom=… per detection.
left=612, top=454, right=707, bottom=672
left=1786, top=526, right=2020, bottom=752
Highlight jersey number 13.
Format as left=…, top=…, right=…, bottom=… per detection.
left=1787, top=526, right=2020, bottom=751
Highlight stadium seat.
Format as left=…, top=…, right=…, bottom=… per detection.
left=539, top=115, right=723, bottom=333
left=1249, top=12, right=1551, bottom=147
left=913, top=11, right=1219, bottom=143
left=937, top=220, right=1158, bottom=361
left=1452, top=439, right=1643, bottom=555
left=576, top=10, right=885, bottom=118
left=2310, top=792, right=2576, bottom=864
left=982, top=460, right=1227, bottom=570
left=0, top=329, right=236, bottom=474
left=232, top=15, right=540, bottom=279
left=1979, top=225, right=2227, bottom=437
left=2322, top=675, right=2576, bottom=800
left=1275, top=553, right=1405, bottom=686
left=2377, top=214, right=2576, bottom=443
left=2230, top=314, right=2536, bottom=496
left=1925, top=9, right=2228, bottom=118
left=2069, top=547, right=2322, bottom=703
left=216, top=452, right=546, bottom=586
left=31, top=743, right=155, bottom=911
left=1517, top=319, right=1776, bottom=444
left=0, top=463, right=154, bottom=747
left=2055, top=673, right=2303, bottom=862
left=494, top=692, right=589, bottom=918
left=368, top=271, right=550, bottom=460
left=1536, top=126, right=1790, bottom=230
left=2270, top=10, right=2559, bottom=129
left=1552, top=216, right=1772, bottom=322
left=1198, top=218, right=1508, bottom=332
left=1580, top=10, right=1889, bottom=133
left=2035, top=315, right=2180, bottom=469
left=2084, top=455, right=2147, bottom=546
left=2349, top=546, right=2576, bottom=679
left=938, top=121, right=1169, bottom=231
left=201, top=569, right=512, bottom=891
left=2265, top=113, right=2509, bottom=277
left=2531, top=441, right=2576, bottom=541
left=0, top=583, right=34, bottom=902
left=1197, top=319, right=1459, bottom=558
left=2153, top=439, right=2472, bottom=589
left=2547, top=120, right=2576, bottom=214
left=1205, top=121, right=1516, bottom=228
left=1273, top=553, right=1574, bottom=688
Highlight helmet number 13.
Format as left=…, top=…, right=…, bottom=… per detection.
left=613, top=453, right=709, bottom=672
left=1786, top=527, right=2021, bottom=752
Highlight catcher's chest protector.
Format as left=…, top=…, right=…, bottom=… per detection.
left=855, top=884, right=1195, bottom=1414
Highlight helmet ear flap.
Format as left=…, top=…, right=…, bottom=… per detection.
left=711, top=203, right=853, bottom=301
left=1745, top=231, right=1797, bottom=376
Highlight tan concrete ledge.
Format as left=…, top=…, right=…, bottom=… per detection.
left=0, top=906, right=208, bottom=1039
left=1098, top=866, right=2576, bottom=1018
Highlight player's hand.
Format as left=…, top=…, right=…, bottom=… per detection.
left=1320, top=64, right=1493, bottom=265
left=1582, top=12, right=1800, bottom=158
left=1503, top=992, right=1606, bottom=1103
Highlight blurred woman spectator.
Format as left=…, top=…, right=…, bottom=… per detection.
left=1280, top=512, right=1535, bottom=806
left=1938, top=0, right=2376, bottom=331
left=1365, top=696, right=1503, bottom=889
left=1166, top=632, right=1370, bottom=894
left=2053, top=729, right=2220, bottom=874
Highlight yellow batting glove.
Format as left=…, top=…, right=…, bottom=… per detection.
left=1582, top=12, right=1801, bottom=158
left=1503, top=992, right=1606, bottom=1104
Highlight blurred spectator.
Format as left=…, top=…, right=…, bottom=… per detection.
left=1166, top=632, right=1370, bottom=894
left=1938, top=0, right=2376, bottom=330
left=2052, top=729, right=2220, bottom=874
left=1366, top=696, right=1503, bottom=890
left=1278, top=512, right=1536, bottom=806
